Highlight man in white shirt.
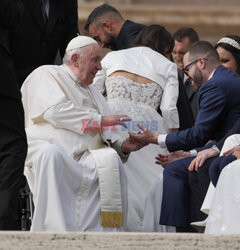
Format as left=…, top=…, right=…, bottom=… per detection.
left=22, top=36, right=144, bottom=232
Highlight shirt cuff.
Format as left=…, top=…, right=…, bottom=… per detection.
left=158, top=134, right=167, bottom=147
left=190, top=150, right=197, bottom=156
left=211, top=144, right=220, bottom=154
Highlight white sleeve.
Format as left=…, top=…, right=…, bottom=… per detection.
left=158, top=134, right=167, bottom=148
left=160, top=63, right=179, bottom=129
left=92, top=68, right=107, bottom=95
left=43, top=100, right=102, bottom=135
left=190, top=150, right=198, bottom=156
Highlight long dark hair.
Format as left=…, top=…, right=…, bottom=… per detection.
left=131, top=24, right=174, bottom=56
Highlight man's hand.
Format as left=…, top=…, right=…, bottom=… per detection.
left=128, top=124, right=158, bottom=145
left=188, top=148, right=219, bottom=172
left=155, top=150, right=191, bottom=167
left=121, top=136, right=148, bottom=153
left=223, top=144, right=240, bottom=156
left=101, top=115, right=131, bottom=128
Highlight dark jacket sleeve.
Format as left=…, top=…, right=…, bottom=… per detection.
left=59, top=0, right=79, bottom=58
left=166, top=81, right=226, bottom=152
left=216, top=118, right=240, bottom=150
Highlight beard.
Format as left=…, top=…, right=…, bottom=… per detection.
left=103, top=30, right=117, bottom=50
left=192, top=66, right=204, bottom=91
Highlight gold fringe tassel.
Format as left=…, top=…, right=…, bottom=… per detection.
left=101, top=211, right=123, bottom=228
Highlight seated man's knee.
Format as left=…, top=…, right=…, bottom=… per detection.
left=164, top=157, right=194, bottom=178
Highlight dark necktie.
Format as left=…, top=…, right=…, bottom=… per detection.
left=185, top=80, right=191, bottom=97
left=40, top=0, right=48, bottom=24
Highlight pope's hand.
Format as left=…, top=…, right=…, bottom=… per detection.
left=223, top=144, right=240, bottom=156
left=101, top=115, right=131, bottom=128
left=232, top=147, right=240, bottom=159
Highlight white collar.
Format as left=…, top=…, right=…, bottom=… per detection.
left=62, top=64, right=82, bottom=86
left=208, top=69, right=216, bottom=80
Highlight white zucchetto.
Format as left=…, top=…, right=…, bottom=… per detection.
left=66, top=35, right=98, bottom=51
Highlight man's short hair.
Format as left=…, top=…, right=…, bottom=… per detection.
left=84, top=3, right=123, bottom=32
left=187, top=41, right=220, bottom=66
left=173, top=27, right=199, bottom=44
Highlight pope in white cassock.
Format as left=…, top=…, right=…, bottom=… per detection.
left=21, top=36, right=144, bottom=232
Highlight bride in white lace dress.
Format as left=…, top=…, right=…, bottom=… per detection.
left=93, top=25, right=179, bottom=231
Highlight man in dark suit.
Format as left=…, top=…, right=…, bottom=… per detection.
left=0, top=0, right=27, bottom=230
left=84, top=3, right=145, bottom=50
left=172, top=27, right=199, bottom=121
left=129, top=41, right=240, bottom=231
left=10, top=0, right=79, bottom=86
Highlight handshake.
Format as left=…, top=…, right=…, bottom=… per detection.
left=102, top=115, right=158, bottom=153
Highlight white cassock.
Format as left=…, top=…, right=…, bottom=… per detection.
left=204, top=134, right=240, bottom=234
left=201, top=134, right=240, bottom=215
left=21, top=64, right=129, bottom=232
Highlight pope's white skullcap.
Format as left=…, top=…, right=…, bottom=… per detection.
left=66, top=35, right=98, bottom=51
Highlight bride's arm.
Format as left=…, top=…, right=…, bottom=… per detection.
left=160, top=63, right=179, bottom=131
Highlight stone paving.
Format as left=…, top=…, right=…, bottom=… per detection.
left=1, top=232, right=240, bottom=250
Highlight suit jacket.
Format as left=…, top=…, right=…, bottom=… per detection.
left=179, top=69, right=198, bottom=119
left=10, top=0, right=79, bottom=86
left=0, top=0, right=24, bottom=99
left=216, top=118, right=240, bottom=150
left=166, top=66, right=240, bottom=152
left=176, top=72, right=195, bottom=130
left=116, top=20, right=145, bottom=50
left=0, top=0, right=26, bottom=145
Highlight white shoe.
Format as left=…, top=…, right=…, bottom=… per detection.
left=190, top=218, right=208, bottom=233
left=191, top=218, right=207, bottom=227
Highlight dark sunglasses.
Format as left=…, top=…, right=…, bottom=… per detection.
left=183, top=58, right=208, bottom=77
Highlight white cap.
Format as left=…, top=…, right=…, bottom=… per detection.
left=66, top=35, right=98, bottom=52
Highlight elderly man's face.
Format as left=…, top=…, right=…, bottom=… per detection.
left=76, top=44, right=103, bottom=86
left=172, top=37, right=191, bottom=70
left=88, top=24, right=117, bottom=50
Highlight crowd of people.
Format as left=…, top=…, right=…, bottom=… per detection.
left=1, top=1, right=240, bottom=234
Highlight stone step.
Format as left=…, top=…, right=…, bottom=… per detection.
left=1, top=232, right=240, bottom=250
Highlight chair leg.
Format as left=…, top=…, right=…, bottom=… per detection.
left=20, top=182, right=34, bottom=231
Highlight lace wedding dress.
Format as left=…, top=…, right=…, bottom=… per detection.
left=105, top=76, right=171, bottom=231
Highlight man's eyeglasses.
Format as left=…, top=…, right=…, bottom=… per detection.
left=183, top=58, right=208, bottom=77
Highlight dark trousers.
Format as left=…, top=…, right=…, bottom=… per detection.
left=0, top=97, right=27, bottom=230
left=160, top=157, right=199, bottom=227
left=209, top=154, right=237, bottom=186
left=188, top=157, right=217, bottom=222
